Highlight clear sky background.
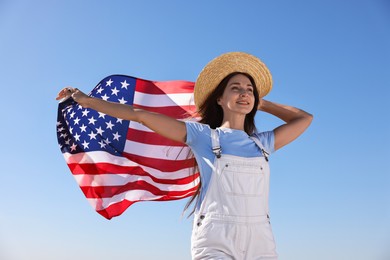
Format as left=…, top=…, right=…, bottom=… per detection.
left=0, top=1, right=389, bottom=259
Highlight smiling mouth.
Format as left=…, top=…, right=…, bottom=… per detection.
left=237, top=101, right=250, bottom=105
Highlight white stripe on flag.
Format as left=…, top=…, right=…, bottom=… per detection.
left=128, top=119, right=192, bottom=133
left=129, top=121, right=153, bottom=132
left=74, top=173, right=199, bottom=189
left=134, top=92, right=194, bottom=107
left=124, top=140, right=191, bottom=160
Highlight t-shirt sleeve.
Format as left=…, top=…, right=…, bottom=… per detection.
left=185, top=121, right=210, bottom=147
left=254, top=130, right=275, bottom=154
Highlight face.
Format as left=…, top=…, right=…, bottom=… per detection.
left=217, top=73, right=255, bottom=116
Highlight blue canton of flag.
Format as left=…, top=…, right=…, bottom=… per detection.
left=57, top=76, right=136, bottom=156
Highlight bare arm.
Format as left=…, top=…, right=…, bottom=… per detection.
left=258, top=99, right=313, bottom=151
left=56, top=88, right=187, bottom=143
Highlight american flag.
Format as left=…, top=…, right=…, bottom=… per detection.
left=56, top=75, right=200, bottom=219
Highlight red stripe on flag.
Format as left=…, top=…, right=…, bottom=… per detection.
left=126, top=128, right=185, bottom=147
left=132, top=103, right=195, bottom=119
left=122, top=152, right=196, bottom=172
left=97, top=200, right=135, bottom=219
left=135, top=78, right=195, bottom=94
left=96, top=189, right=196, bottom=219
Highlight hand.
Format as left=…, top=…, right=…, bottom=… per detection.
left=55, top=87, right=90, bottom=106
left=257, top=98, right=266, bottom=110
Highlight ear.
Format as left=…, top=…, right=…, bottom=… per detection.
left=217, top=98, right=222, bottom=105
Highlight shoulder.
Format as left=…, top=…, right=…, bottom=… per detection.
left=185, top=121, right=210, bottom=132
left=251, top=130, right=275, bottom=154
left=185, top=121, right=211, bottom=145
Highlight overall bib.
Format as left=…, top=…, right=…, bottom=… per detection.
left=191, top=130, right=278, bottom=260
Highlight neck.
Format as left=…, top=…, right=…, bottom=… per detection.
left=220, top=115, right=246, bottom=131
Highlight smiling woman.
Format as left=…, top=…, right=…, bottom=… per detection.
left=180, top=52, right=312, bottom=259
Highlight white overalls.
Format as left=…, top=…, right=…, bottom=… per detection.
left=191, top=129, right=278, bottom=260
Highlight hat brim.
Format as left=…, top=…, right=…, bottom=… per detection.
left=194, top=52, right=272, bottom=109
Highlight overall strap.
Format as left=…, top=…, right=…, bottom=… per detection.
left=250, top=136, right=270, bottom=161
left=210, top=129, right=222, bottom=159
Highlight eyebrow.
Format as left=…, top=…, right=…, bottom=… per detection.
left=229, top=82, right=253, bottom=87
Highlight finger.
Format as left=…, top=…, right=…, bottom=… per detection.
left=56, top=87, right=73, bottom=100
left=71, top=89, right=79, bottom=98
left=67, top=87, right=76, bottom=93
left=55, top=90, right=68, bottom=100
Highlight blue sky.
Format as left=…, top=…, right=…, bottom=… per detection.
left=0, top=1, right=389, bottom=259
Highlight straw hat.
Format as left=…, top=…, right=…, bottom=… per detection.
left=194, top=52, right=272, bottom=109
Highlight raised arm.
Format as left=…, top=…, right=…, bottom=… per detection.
left=56, top=88, right=187, bottom=143
left=258, top=99, right=313, bottom=151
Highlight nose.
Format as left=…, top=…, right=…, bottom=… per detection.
left=239, top=89, right=249, bottom=96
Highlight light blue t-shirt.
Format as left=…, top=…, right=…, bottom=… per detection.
left=185, top=121, right=275, bottom=208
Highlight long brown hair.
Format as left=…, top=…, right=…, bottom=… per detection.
left=183, top=72, right=260, bottom=216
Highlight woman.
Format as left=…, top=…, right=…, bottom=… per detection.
left=56, top=52, right=313, bottom=259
